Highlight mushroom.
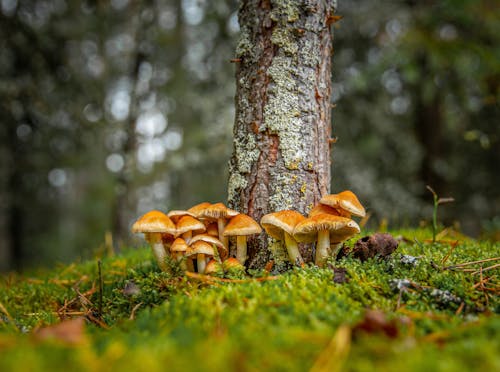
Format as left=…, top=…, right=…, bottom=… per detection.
left=205, top=259, right=223, bottom=276
left=308, top=203, right=341, bottom=217
left=196, top=202, right=239, bottom=249
left=260, top=210, right=306, bottom=266
left=189, top=234, right=228, bottom=261
left=167, top=210, right=196, bottom=223
left=222, top=257, right=245, bottom=275
left=205, top=222, right=219, bottom=237
left=175, top=215, right=206, bottom=243
left=223, top=214, right=262, bottom=265
left=320, top=190, right=366, bottom=218
left=187, top=202, right=212, bottom=216
left=170, top=237, right=194, bottom=271
left=131, top=210, right=176, bottom=271
left=186, top=240, right=216, bottom=274
left=293, top=214, right=360, bottom=267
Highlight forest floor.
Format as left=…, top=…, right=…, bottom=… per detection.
left=0, top=228, right=499, bottom=371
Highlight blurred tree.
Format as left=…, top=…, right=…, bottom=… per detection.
left=228, top=0, right=335, bottom=268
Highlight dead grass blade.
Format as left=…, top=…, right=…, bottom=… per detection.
left=309, top=324, right=351, bottom=372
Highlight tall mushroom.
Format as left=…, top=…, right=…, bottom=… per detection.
left=293, top=214, right=360, bottom=267
left=223, top=214, right=262, bottom=265
left=132, top=210, right=176, bottom=271
left=320, top=190, right=366, bottom=218
left=260, top=210, right=306, bottom=266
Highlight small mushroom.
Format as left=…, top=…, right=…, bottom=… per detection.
left=189, top=234, right=228, bottom=261
left=175, top=215, right=206, bottom=243
left=260, top=210, right=306, bottom=266
left=294, top=214, right=360, bottom=267
left=187, top=240, right=216, bottom=274
left=222, top=257, right=245, bottom=275
left=320, top=190, right=366, bottom=218
left=197, top=202, right=239, bottom=249
left=223, top=214, right=262, bottom=265
left=132, top=210, right=176, bottom=271
left=170, top=238, right=194, bottom=271
left=205, top=259, right=223, bottom=276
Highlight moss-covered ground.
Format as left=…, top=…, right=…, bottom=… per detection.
left=1, top=229, right=499, bottom=371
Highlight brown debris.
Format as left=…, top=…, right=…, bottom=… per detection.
left=34, top=318, right=87, bottom=345
left=353, top=309, right=399, bottom=339
left=330, top=266, right=349, bottom=284
left=339, top=233, right=399, bottom=262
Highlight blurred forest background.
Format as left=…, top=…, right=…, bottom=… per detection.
left=0, top=0, right=498, bottom=272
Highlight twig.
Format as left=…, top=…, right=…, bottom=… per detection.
left=472, top=263, right=500, bottom=275
left=185, top=271, right=279, bottom=283
left=444, top=256, right=500, bottom=270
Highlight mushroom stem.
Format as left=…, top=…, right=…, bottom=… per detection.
left=147, top=233, right=168, bottom=271
left=182, top=231, right=193, bottom=244
left=330, top=242, right=343, bottom=260
left=315, top=229, right=330, bottom=267
left=197, top=253, right=207, bottom=273
left=284, top=232, right=304, bottom=266
left=217, top=218, right=229, bottom=249
left=235, top=235, right=248, bottom=264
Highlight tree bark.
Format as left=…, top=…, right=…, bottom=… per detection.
left=228, top=0, right=335, bottom=269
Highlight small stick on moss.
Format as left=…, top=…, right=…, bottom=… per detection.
left=472, top=263, right=500, bottom=275
left=444, top=256, right=500, bottom=270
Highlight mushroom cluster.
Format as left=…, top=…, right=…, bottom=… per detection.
left=261, top=190, right=365, bottom=267
left=132, top=202, right=260, bottom=274
left=132, top=190, right=365, bottom=272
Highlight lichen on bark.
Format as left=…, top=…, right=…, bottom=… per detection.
left=228, top=0, right=335, bottom=269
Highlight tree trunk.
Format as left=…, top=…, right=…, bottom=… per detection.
left=228, top=0, right=335, bottom=269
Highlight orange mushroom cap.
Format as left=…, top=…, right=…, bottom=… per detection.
left=131, top=210, right=176, bottom=234
left=294, top=214, right=360, bottom=243
left=260, top=210, right=306, bottom=240
left=320, top=190, right=366, bottom=218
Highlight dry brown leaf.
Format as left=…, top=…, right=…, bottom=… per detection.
left=34, top=318, right=87, bottom=345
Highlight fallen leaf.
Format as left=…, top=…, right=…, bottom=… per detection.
left=353, top=310, right=399, bottom=339
left=34, top=318, right=87, bottom=345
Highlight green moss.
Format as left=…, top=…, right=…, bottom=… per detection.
left=1, top=229, right=499, bottom=371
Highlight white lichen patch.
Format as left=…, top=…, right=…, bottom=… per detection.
left=263, top=56, right=305, bottom=169
left=270, top=0, right=300, bottom=23
left=227, top=172, right=248, bottom=203
left=235, top=26, right=254, bottom=59
left=271, top=28, right=298, bottom=55
left=299, top=37, right=320, bottom=68
left=233, top=134, right=259, bottom=173
left=269, top=172, right=301, bottom=211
